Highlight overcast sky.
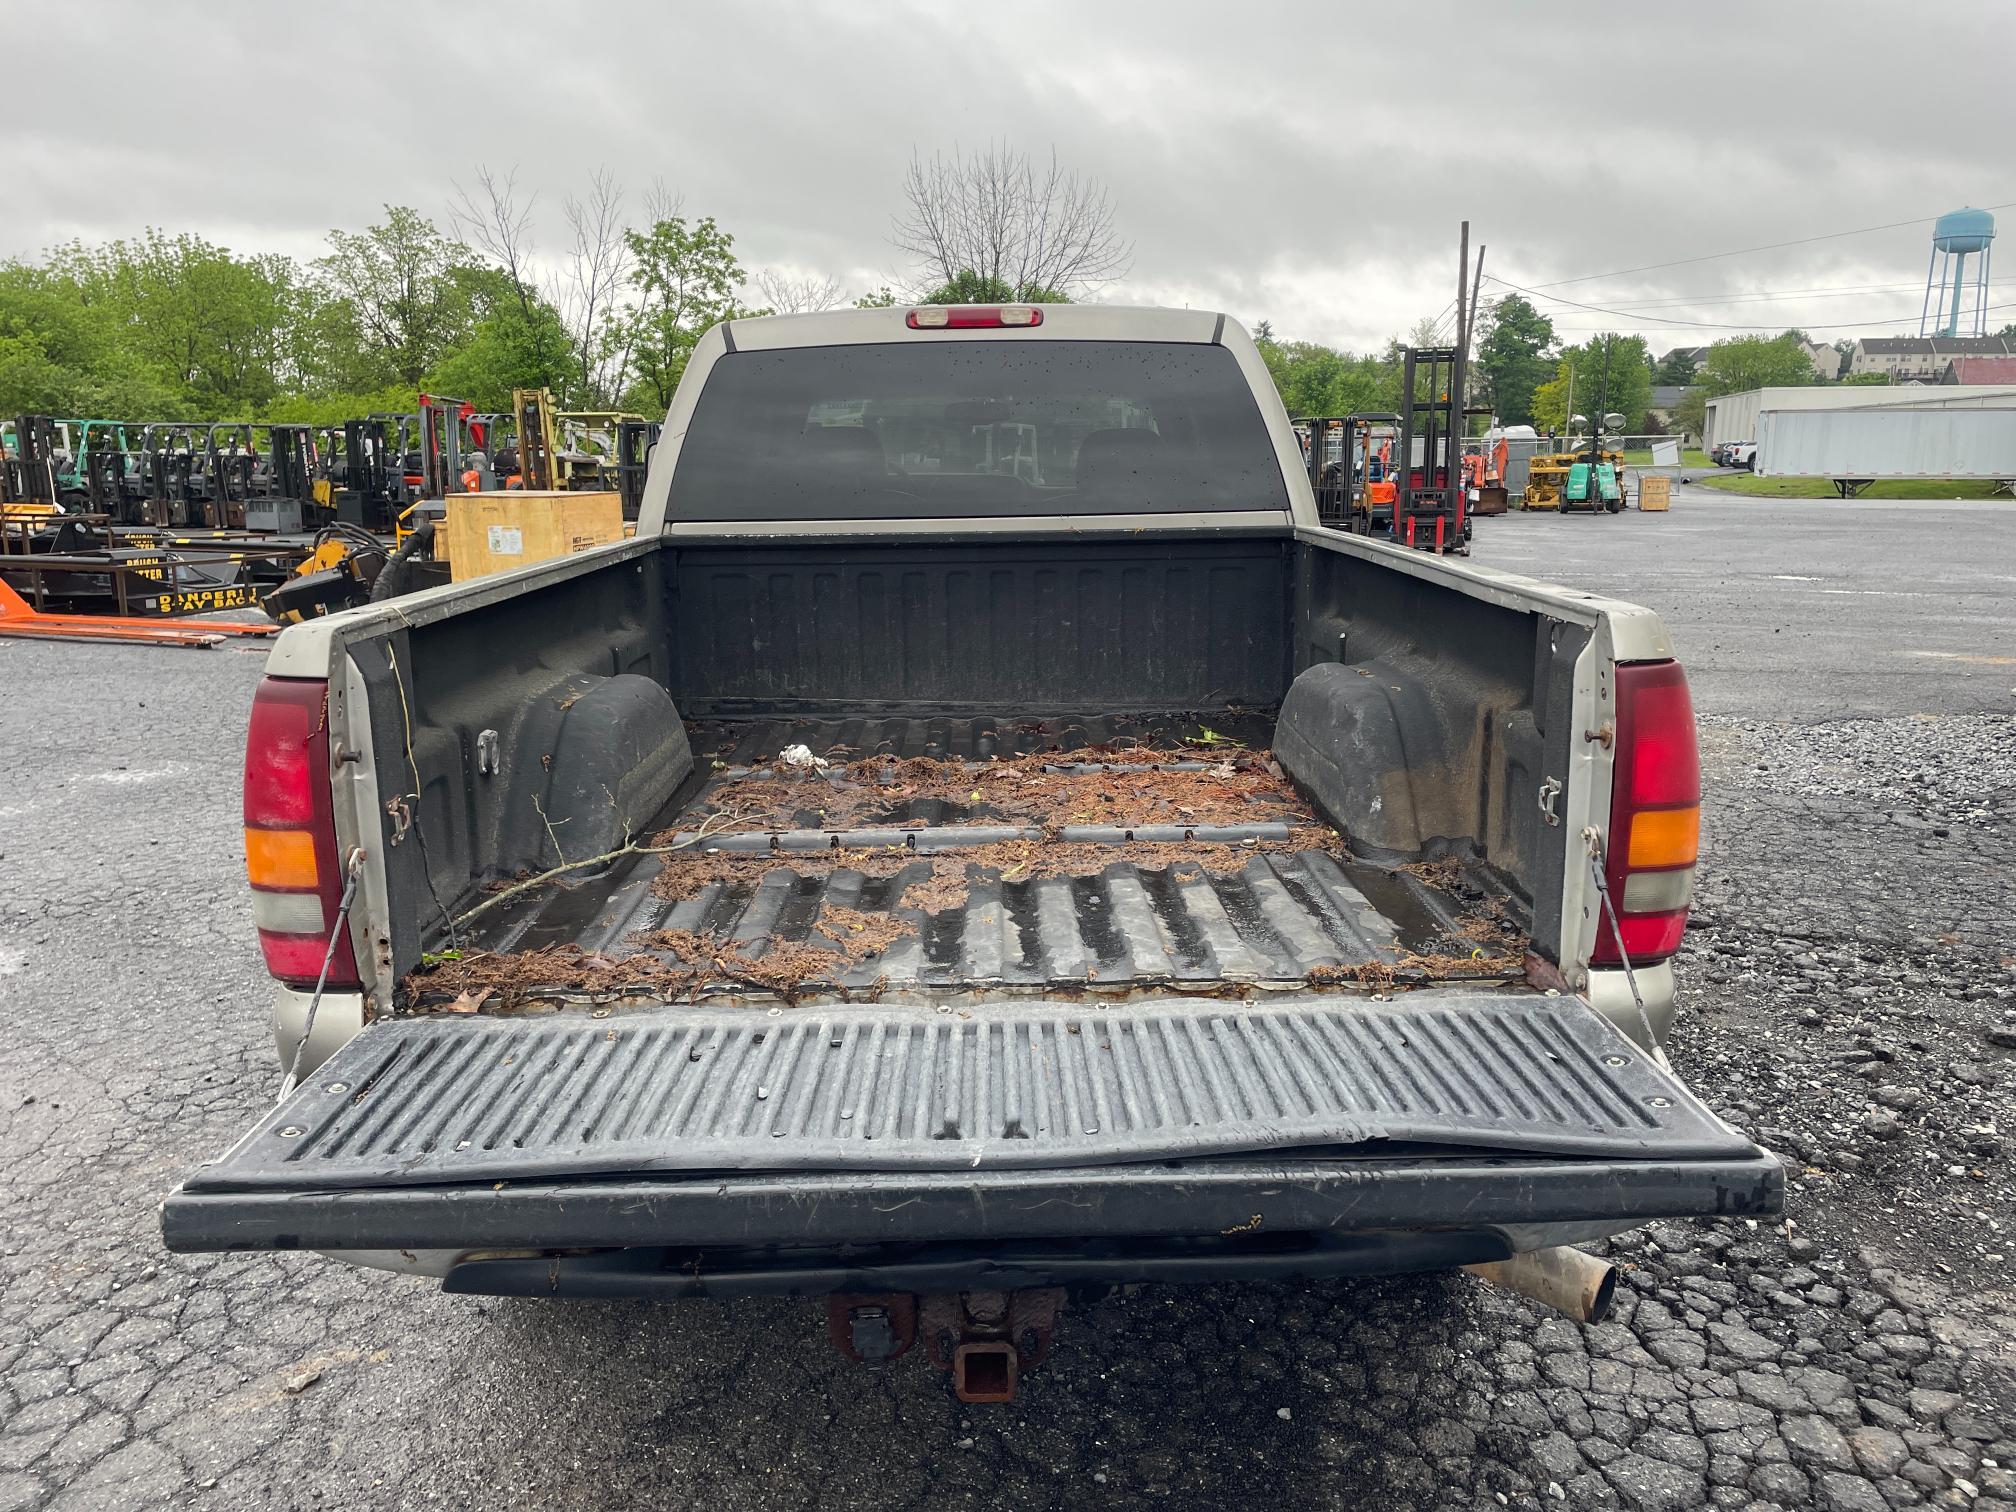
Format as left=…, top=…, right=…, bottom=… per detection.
left=4, top=0, right=2010, bottom=354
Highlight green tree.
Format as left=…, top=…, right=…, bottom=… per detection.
left=1253, top=319, right=1275, bottom=344
left=1531, top=370, right=1570, bottom=431
left=1672, top=388, right=1707, bottom=441
left=1546, top=334, right=1654, bottom=431
left=426, top=295, right=575, bottom=410
left=1258, top=339, right=1399, bottom=417
left=620, top=215, right=752, bottom=415
left=0, top=263, right=119, bottom=413
left=1654, top=348, right=1699, bottom=385
left=854, top=286, right=899, bottom=309
left=316, top=207, right=476, bottom=385
left=919, top=269, right=1070, bottom=304
left=47, top=230, right=303, bottom=412
left=1695, top=332, right=1818, bottom=398
left=1840, top=371, right=1891, bottom=386
left=259, top=382, right=420, bottom=427
left=1475, top=295, right=1557, bottom=426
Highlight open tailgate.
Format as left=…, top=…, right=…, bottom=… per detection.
left=163, top=993, right=1780, bottom=1253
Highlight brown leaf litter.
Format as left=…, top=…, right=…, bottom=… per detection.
left=648, top=828, right=1346, bottom=916
left=401, top=749, right=1527, bottom=1010
left=699, top=745, right=1311, bottom=832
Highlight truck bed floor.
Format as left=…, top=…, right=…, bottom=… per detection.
left=412, top=713, right=1519, bottom=1009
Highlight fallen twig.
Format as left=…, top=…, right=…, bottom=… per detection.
left=452, top=810, right=745, bottom=930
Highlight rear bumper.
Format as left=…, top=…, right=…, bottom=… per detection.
left=269, top=983, right=365, bottom=1075
left=162, top=1151, right=1782, bottom=1269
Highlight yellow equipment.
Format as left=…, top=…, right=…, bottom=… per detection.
left=511, top=389, right=648, bottom=493
left=1522, top=448, right=1623, bottom=510
left=260, top=523, right=390, bottom=624
left=512, top=388, right=562, bottom=491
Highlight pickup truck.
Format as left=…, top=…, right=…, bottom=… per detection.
left=164, top=304, right=1779, bottom=1399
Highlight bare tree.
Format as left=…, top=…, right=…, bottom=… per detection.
left=753, top=269, right=847, bottom=314
left=560, top=169, right=633, bottom=404
left=448, top=165, right=570, bottom=391
left=891, top=142, right=1131, bottom=300
left=642, top=177, right=684, bottom=228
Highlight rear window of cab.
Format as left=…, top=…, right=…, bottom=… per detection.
left=665, top=340, right=1289, bottom=520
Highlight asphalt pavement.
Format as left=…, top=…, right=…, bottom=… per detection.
left=0, top=486, right=2011, bottom=1510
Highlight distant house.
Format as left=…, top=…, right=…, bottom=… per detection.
left=1849, top=335, right=2015, bottom=382
left=1801, top=341, right=1844, bottom=382
left=1647, top=385, right=1695, bottom=427
left=1940, top=355, right=2016, bottom=385
left=1660, top=342, right=1841, bottom=382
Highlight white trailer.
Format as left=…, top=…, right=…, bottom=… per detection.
left=1755, top=407, right=2016, bottom=495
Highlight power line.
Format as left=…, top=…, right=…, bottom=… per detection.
left=1482, top=274, right=2016, bottom=334
left=1584, top=278, right=2015, bottom=312
left=1523, top=200, right=2016, bottom=290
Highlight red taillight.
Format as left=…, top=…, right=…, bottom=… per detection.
left=244, top=676, right=359, bottom=989
left=906, top=305, right=1043, bottom=329
left=245, top=683, right=319, bottom=827
left=1592, top=660, right=1699, bottom=967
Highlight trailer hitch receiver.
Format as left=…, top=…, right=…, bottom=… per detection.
left=824, top=1288, right=1067, bottom=1402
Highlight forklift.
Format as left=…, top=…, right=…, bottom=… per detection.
left=270, top=395, right=471, bottom=618
left=74, top=422, right=146, bottom=523
left=1391, top=346, right=1472, bottom=555
left=1297, top=414, right=1400, bottom=533
left=511, top=388, right=655, bottom=515
left=242, top=424, right=309, bottom=532
left=1, top=415, right=63, bottom=518
left=614, top=419, right=659, bottom=520
left=203, top=424, right=257, bottom=529
left=138, top=424, right=204, bottom=527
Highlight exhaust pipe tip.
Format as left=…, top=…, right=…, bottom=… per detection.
left=1463, top=1245, right=1619, bottom=1323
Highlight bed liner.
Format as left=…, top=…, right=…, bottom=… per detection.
left=404, top=712, right=1527, bottom=1011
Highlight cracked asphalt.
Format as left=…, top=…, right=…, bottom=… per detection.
left=2, top=486, right=2012, bottom=1509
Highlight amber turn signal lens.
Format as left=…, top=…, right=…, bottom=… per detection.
left=1626, top=805, right=1699, bottom=870
left=244, top=827, right=319, bottom=891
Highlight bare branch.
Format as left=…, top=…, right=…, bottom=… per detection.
left=449, top=165, right=538, bottom=291
left=642, top=177, right=685, bottom=227
left=449, top=164, right=570, bottom=391
left=453, top=811, right=744, bottom=930
left=891, top=141, right=1130, bottom=299
left=561, top=169, right=633, bottom=404
left=753, top=269, right=847, bottom=314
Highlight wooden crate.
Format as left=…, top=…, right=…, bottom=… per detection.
left=441, top=491, right=625, bottom=583
left=1638, top=475, right=1671, bottom=512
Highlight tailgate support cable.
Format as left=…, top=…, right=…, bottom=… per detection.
left=1582, top=827, right=1668, bottom=1068
left=279, top=847, right=366, bottom=1100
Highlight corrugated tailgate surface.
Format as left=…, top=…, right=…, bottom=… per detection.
left=188, top=996, right=1750, bottom=1191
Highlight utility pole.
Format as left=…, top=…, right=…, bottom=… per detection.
left=1450, top=221, right=1468, bottom=519
left=1462, top=244, right=1487, bottom=428
left=1588, top=334, right=1615, bottom=475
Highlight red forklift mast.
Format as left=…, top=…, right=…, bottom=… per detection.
left=1394, top=346, right=1471, bottom=556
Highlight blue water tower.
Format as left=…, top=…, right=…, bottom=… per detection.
left=1920, top=208, right=1995, bottom=337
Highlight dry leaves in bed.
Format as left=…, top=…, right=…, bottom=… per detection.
left=696, top=747, right=1314, bottom=832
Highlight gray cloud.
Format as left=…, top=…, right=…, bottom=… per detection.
left=3, top=0, right=2010, bottom=352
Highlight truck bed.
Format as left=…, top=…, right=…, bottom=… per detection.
left=406, top=710, right=1526, bottom=1012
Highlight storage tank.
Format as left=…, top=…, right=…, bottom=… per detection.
left=1935, top=207, right=1996, bottom=254
left=1922, top=208, right=1995, bottom=337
